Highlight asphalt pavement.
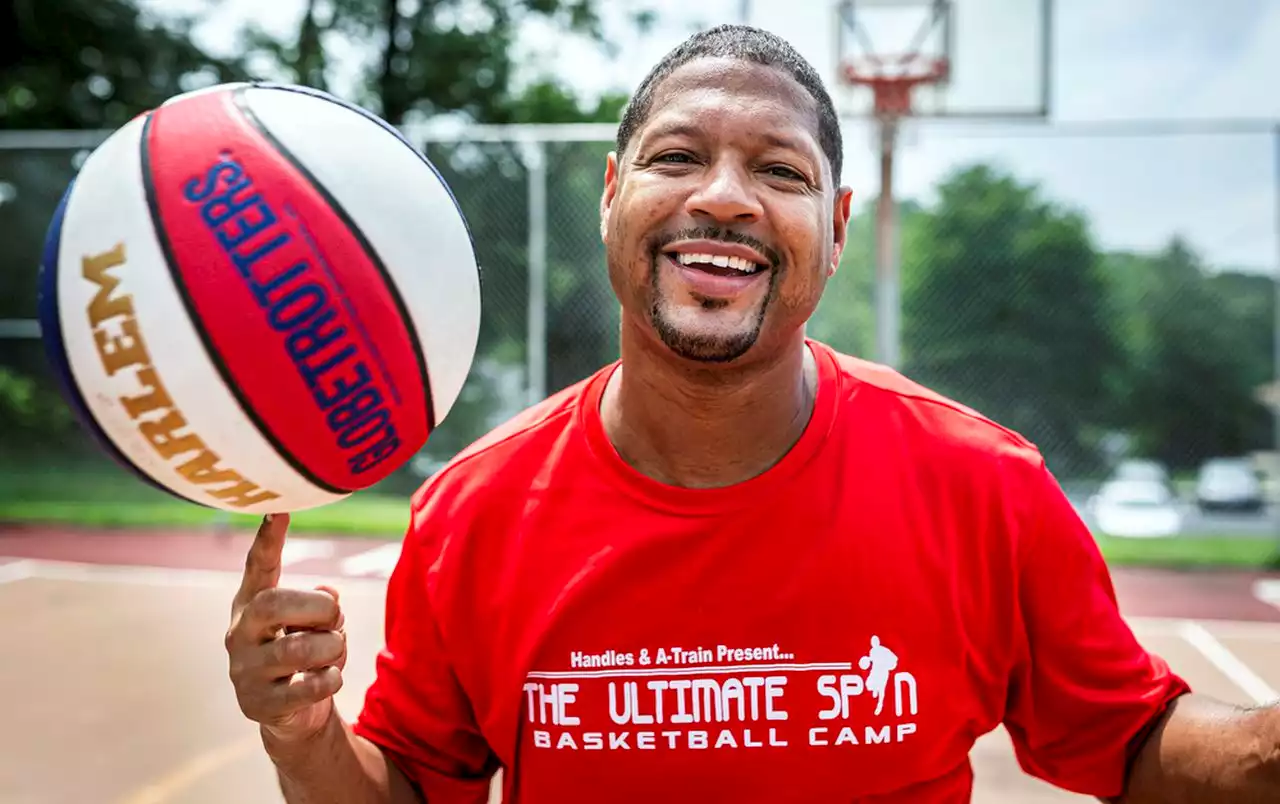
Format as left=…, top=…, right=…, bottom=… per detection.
left=1175, top=504, right=1280, bottom=538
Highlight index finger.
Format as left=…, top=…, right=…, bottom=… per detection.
left=234, top=513, right=290, bottom=612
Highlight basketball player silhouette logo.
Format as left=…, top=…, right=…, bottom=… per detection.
left=858, top=635, right=899, bottom=716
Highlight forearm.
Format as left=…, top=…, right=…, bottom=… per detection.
left=263, top=709, right=423, bottom=804
left=1117, top=693, right=1280, bottom=804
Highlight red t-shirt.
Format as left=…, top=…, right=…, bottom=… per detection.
left=352, top=339, right=1189, bottom=803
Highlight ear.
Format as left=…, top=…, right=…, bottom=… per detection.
left=600, top=151, right=620, bottom=243
left=828, top=186, right=854, bottom=277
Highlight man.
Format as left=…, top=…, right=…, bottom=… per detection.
left=224, top=24, right=1279, bottom=804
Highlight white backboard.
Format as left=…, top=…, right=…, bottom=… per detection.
left=747, top=0, right=1053, bottom=121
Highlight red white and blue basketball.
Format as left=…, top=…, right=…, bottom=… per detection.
left=36, top=83, right=482, bottom=514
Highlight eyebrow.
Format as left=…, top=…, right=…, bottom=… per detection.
left=644, top=123, right=814, bottom=157
left=759, top=132, right=810, bottom=155
left=641, top=122, right=703, bottom=143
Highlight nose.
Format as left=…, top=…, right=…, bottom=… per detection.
left=684, top=158, right=763, bottom=224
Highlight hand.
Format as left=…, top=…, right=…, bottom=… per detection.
left=226, top=513, right=348, bottom=745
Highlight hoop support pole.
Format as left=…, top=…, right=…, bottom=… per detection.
left=843, top=61, right=947, bottom=369
left=874, top=114, right=902, bottom=369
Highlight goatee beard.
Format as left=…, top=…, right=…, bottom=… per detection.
left=646, top=251, right=776, bottom=364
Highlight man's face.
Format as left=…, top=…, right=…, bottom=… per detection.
left=600, top=57, right=853, bottom=364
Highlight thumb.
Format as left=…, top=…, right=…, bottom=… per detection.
left=233, top=513, right=289, bottom=611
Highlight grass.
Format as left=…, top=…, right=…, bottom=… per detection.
left=0, top=462, right=412, bottom=537
left=1, top=462, right=1276, bottom=569
left=1093, top=533, right=1279, bottom=570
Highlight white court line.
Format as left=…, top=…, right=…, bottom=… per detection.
left=1179, top=621, right=1280, bottom=705
left=0, top=559, right=34, bottom=585
left=1253, top=579, right=1280, bottom=613
left=0, top=558, right=388, bottom=595
left=1128, top=615, right=1280, bottom=641
left=340, top=543, right=402, bottom=578
left=4, top=559, right=1280, bottom=644
left=281, top=539, right=338, bottom=567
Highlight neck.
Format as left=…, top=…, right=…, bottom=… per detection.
left=600, top=325, right=817, bottom=489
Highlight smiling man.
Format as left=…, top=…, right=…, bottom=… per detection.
left=224, top=24, right=1280, bottom=804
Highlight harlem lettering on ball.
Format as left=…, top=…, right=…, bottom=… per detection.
left=181, top=153, right=401, bottom=477
left=80, top=243, right=281, bottom=508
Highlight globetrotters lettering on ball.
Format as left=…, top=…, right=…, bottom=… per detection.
left=37, top=82, right=482, bottom=513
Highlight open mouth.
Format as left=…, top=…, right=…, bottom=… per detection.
left=665, top=251, right=768, bottom=277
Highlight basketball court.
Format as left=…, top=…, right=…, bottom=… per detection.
left=5, top=1, right=1278, bottom=802
left=2, top=526, right=1279, bottom=804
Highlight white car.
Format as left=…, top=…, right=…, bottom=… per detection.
left=1195, top=458, right=1265, bottom=513
left=1089, top=478, right=1183, bottom=538
left=1111, top=458, right=1171, bottom=486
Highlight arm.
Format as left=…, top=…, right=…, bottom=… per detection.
left=348, top=484, right=501, bottom=804
left=226, top=513, right=433, bottom=804
left=226, top=504, right=494, bottom=804
left=1115, top=694, right=1280, bottom=803
left=999, top=455, right=1194, bottom=798
left=264, top=708, right=424, bottom=804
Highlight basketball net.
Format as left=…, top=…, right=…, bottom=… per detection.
left=841, top=53, right=950, bottom=122
left=838, top=52, right=948, bottom=372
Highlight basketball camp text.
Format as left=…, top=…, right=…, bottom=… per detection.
left=521, top=673, right=919, bottom=752
left=523, top=639, right=921, bottom=754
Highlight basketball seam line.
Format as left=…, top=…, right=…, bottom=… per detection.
left=138, top=109, right=348, bottom=497
left=249, top=81, right=483, bottom=293
left=231, top=87, right=439, bottom=433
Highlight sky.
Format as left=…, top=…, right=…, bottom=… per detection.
left=139, top=0, right=1280, bottom=274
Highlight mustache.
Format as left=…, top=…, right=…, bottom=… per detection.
left=649, top=227, right=782, bottom=269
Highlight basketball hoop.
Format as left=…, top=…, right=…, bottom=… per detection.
left=841, top=54, right=950, bottom=120
left=830, top=0, right=1052, bottom=373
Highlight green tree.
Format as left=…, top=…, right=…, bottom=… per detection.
left=1121, top=238, right=1273, bottom=470
left=2, top=0, right=656, bottom=477
left=1, top=0, right=252, bottom=319
left=1, top=0, right=250, bottom=130
left=1, top=0, right=254, bottom=455
left=241, top=0, right=650, bottom=126
left=809, top=197, right=926, bottom=360
left=899, top=164, right=1120, bottom=475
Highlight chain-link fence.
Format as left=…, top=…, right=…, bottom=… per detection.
left=1, top=122, right=1277, bottom=528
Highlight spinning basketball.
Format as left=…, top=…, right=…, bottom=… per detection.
left=37, top=83, right=482, bottom=514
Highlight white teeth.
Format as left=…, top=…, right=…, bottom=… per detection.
left=674, top=252, right=761, bottom=273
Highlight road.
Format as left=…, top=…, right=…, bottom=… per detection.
left=1067, top=494, right=1279, bottom=538
left=4, top=525, right=1280, bottom=804
left=1173, top=504, right=1280, bottom=537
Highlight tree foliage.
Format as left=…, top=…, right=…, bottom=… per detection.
left=1, top=0, right=250, bottom=130
left=899, top=165, right=1122, bottom=474
left=1116, top=240, right=1274, bottom=470
left=0, top=0, right=1274, bottom=482
left=817, top=164, right=1275, bottom=478
left=238, top=0, right=640, bottom=125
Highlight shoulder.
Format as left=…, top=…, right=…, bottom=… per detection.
left=817, top=342, right=1073, bottom=569
left=403, top=362, right=611, bottom=532
left=391, top=364, right=611, bottom=621
left=817, top=341, right=1048, bottom=480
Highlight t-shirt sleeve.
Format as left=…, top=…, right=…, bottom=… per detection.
left=351, top=494, right=498, bottom=803
left=1001, top=456, right=1191, bottom=798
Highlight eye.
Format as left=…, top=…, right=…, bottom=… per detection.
left=653, top=151, right=697, bottom=165
left=765, top=165, right=805, bottom=181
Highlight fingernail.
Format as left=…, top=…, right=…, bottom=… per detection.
left=264, top=514, right=273, bottom=523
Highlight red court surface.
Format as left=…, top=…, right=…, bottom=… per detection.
left=3, top=524, right=1279, bottom=804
